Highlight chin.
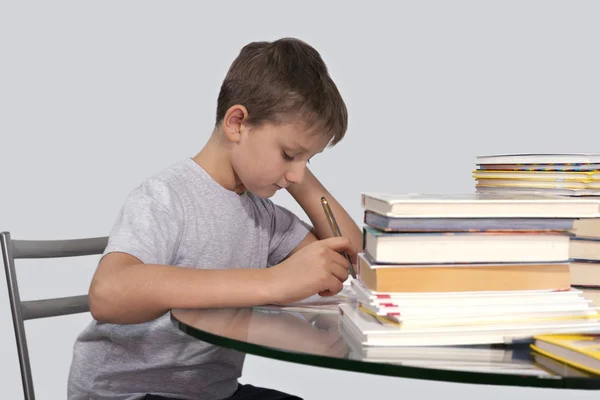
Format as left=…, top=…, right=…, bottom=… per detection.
left=249, top=186, right=279, bottom=199
left=254, top=191, right=276, bottom=199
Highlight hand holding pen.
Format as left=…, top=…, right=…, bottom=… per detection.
left=264, top=196, right=358, bottom=303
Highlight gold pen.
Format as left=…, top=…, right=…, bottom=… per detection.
left=320, top=196, right=357, bottom=279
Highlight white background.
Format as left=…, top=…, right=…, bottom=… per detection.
left=1, top=1, right=600, bottom=399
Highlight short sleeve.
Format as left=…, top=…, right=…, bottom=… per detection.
left=103, top=179, right=184, bottom=266
left=267, top=202, right=312, bottom=266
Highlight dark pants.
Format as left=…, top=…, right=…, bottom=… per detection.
left=144, top=383, right=303, bottom=400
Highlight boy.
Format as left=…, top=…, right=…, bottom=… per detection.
left=68, top=37, right=361, bottom=400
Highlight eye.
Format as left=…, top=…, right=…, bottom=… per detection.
left=282, top=151, right=294, bottom=161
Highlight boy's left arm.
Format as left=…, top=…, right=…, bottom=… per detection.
left=286, top=167, right=363, bottom=256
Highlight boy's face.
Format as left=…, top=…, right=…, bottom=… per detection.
left=230, top=121, right=330, bottom=198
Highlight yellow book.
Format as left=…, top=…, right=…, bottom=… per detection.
left=472, top=169, right=600, bottom=182
left=475, top=179, right=600, bottom=190
left=531, top=334, right=600, bottom=375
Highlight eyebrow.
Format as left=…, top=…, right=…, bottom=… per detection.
left=289, top=142, right=310, bottom=153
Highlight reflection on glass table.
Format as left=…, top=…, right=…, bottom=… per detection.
left=171, top=289, right=600, bottom=390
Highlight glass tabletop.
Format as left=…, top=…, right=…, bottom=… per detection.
left=170, top=288, right=600, bottom=390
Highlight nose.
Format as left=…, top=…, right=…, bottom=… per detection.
left=285, top=163, right=306, bottom=185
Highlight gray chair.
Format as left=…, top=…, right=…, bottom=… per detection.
left=1, top=231, right=107, bottom=400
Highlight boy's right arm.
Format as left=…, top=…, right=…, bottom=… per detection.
left=88, top=236, right=356, bottom=325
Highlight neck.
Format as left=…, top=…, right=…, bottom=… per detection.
left=192, top=131, right=245, bottom=194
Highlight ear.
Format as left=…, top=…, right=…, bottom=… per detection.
left=223, top=105, right=249, bottom=143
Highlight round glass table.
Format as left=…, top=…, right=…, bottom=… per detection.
left=170, top=289, right=600, bottom=391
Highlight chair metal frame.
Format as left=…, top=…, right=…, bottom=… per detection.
left=1, top=231, right=107, bottom=400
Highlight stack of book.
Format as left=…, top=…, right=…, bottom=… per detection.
left=474, top=153, right=600, bottom=197
left=339, top=192, right=600, bottom=348
left=474, top=153, right=600, bottom=288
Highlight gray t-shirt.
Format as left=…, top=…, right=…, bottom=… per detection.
left=67, top=158, right=311, bottom=400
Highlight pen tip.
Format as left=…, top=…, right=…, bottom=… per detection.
left=320, top=197, right=328, bottom=204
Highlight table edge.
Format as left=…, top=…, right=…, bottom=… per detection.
left=169, top=310, right=600, bottom=390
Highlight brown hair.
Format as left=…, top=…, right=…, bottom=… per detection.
left=216, top=38, right=348, bottom=146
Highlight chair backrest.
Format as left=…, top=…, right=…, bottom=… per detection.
left=0, top=231, right=108, bottom=400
